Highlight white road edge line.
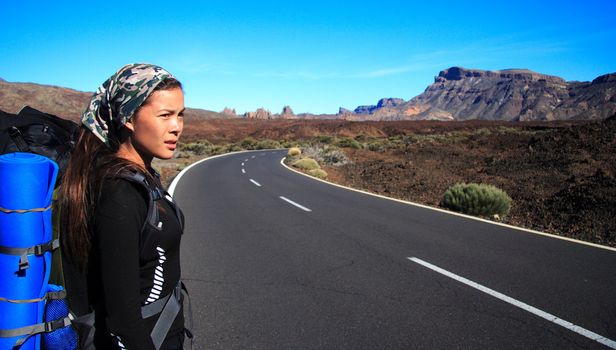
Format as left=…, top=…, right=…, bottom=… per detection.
left=250, top=179, right=261, bottom=187
left=279, top=157, right=616, bottom=252
left=279, top=196, right=312, bottom=212
left=242, top=169, right=246, bottom=174
left=407, top=257, right=616, bottom=349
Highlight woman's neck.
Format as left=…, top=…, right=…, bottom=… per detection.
left=116, top=143, right=152, bottom=168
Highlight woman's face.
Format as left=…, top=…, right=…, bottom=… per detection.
left=124, top=87, right=185, bottom=163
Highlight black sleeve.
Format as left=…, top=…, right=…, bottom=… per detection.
left=93, top=179, right=156, bottom=350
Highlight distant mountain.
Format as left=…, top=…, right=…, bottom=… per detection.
left=3, top=67, right=615, bottom=123
left=343, top=67, right=616, bottom=121
left=0, top=80, right=91, bottom=121
left=0, top=80, right=231, bottom=122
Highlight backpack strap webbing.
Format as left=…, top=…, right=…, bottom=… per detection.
left=0, top=289, right=65, bottom=304
left=140, top=281, right=193, bottom=350
left=7, top=126, right=30, bottom=152
left=0, top=316, right=71, bottom=349
left=0, top=238, right=59, bottom=271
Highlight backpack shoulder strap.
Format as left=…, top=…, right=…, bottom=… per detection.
left=115, top=170, right=164, bottom=259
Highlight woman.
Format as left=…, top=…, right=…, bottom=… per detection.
left=59, top=63, right=187, bottom=349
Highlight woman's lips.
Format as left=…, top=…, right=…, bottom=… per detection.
left=165, top=141, right=177, bottom=150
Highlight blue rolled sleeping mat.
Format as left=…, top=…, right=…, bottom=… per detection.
left=0, top=153, right=58, bottom=350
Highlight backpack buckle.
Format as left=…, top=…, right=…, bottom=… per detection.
left=8, top=126, right=31, bottom=152
left=8, top=126, right=22, bottom=138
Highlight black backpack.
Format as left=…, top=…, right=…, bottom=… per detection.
left=0, top=106, right=80, bottom=185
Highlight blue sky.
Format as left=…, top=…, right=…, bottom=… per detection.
left=1, top=1, right=615, bottom=114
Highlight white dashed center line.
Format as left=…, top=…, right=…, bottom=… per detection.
left=242, top=169, right=245, bottom=174
left=241, top=162, right=245, bottom=166
left=407, top=257, right=616, bottom=349
left=250, top=179, right=261, bottom=187
left=279, top=196, right=312, bottom=212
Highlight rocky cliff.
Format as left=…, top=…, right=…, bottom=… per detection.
left=359, top=67, right=616, bottom=121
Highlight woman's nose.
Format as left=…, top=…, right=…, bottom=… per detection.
left=169, top=116, right=183, bottom=134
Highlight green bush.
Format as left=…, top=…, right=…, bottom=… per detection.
left=256, top=139, right=280, bottom=150
left=227, top=144, right=242, bottom=152
left=288, top=147, right=301, bottom=156
left=292, top=158, right=320, bottom=170
left=209, top=145, right=226, bottom=155
left=180, top=140, right=212, bottom=155
left=312, top=135, right=334, bottom=144
left=367, top=141, right=384, bottom=152
left=308, top=168, right=328, bottom=179
left=441, top=183, right=512, bottom=218
left=240, top=137, right=258, bottom=150
left=335, top=137, right=362, bottom=149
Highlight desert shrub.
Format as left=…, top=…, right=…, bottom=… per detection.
left=282, top=141, right=297, bottom=148
left=288, top=147, right=301, bottom=156
left=180, top=140, right=212, bottom=155
left=335, top=137, right=362, bottom=149
left=256, top=139, right=280, bottom=149
left=387, top=135, right=417, bottom=147
left=301, top=145, right=349, bottom=166
left=475, top=128, right=493, bottom=137
left=209, top=145, right=226, bottom=155
left=320, top=147, right=348, bottom=166
left=312, top=135, right=334, bottom=144
left=367, top=141, right=385, bottom=152
left=227, top=144, right=242, bottom=152
left=175, top=152, right=190, bottom=159
left=292, top=158, right=320, bottom=170
left=240, top=137, right=258, bottom=150
left=308, top=168, right=328, bottom=179
left=354, top=134, right=369, bottom=142
left=441, top=183, right=512, bottom=218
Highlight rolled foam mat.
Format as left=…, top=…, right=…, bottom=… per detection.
left=0, top=152, right=58, bottom=350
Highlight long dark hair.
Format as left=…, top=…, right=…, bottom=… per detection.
left=60, top=77, right=182, bottom=271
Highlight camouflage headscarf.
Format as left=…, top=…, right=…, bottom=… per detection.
left=81, top=63, right=175, bottom=146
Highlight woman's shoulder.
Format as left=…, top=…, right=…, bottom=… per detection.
left=98, top=176, right=150, bottom=212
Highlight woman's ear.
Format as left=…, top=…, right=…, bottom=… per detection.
left=124, top=118, right=135, bottom=132
left=117, top=124, right=133, bottom=145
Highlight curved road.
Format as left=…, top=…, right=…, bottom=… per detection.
left=172, top=149, right=616, bottom=349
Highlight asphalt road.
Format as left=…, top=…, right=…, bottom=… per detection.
left=171, top=149, right=616, bottom=349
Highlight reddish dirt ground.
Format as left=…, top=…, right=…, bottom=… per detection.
left=322, top=120, right=616, bottom=247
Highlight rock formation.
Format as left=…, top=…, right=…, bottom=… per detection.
left=221, top=107, right=236, bottom=116
left=243, top=108, right=273, bottom=119
left=281, top=105, right=295, bottom=117
left=353, top=67, right=616, bottom=121
left=338, top=107, right=353, bottom=115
